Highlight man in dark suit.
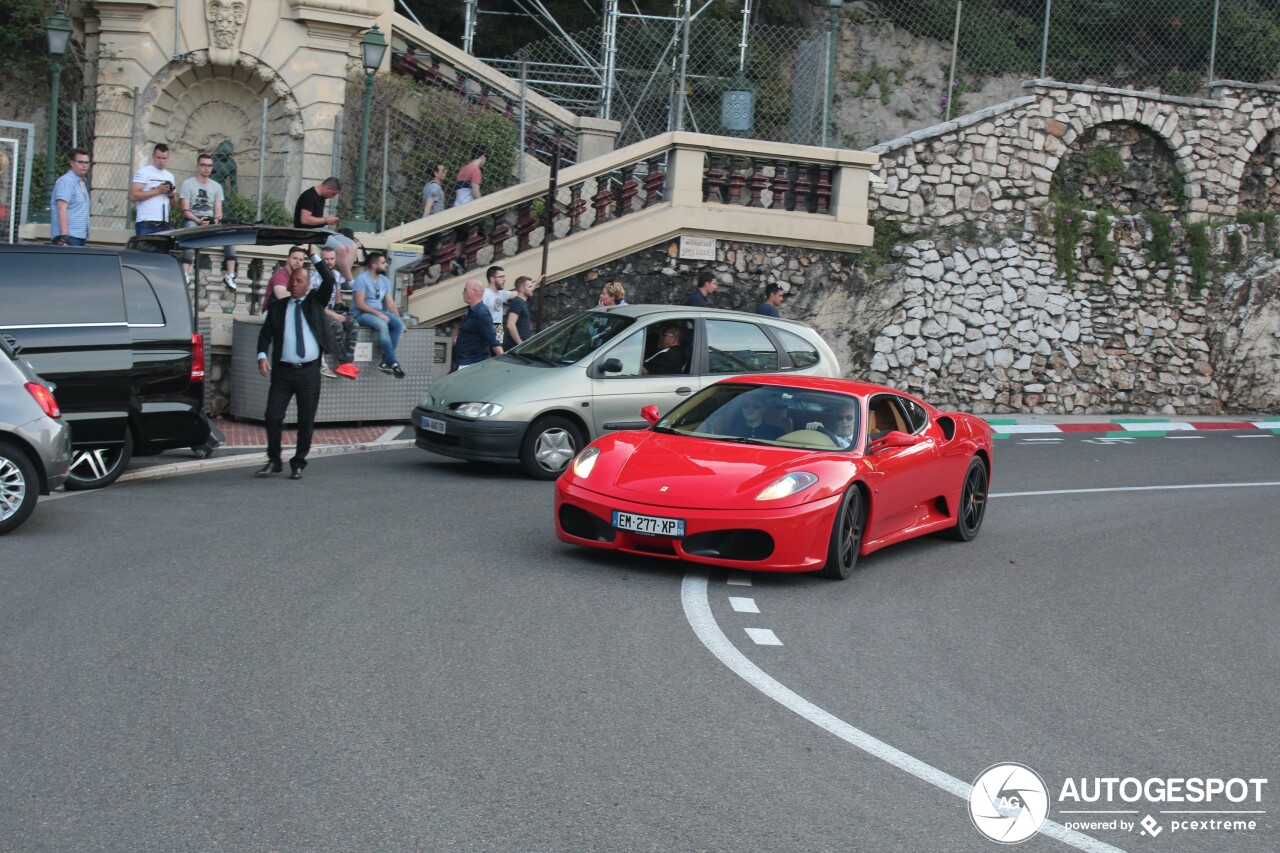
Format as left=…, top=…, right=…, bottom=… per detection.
left=255, top=250, right=344, bottom=479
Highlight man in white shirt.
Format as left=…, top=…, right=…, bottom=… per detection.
left=130, top=143, right=177, bottom=237
left=482, top=265, right=514, bottom=345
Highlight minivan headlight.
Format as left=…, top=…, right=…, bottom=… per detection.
left=754, top=472, right=818, bottom=501
left=452, top=402, right=504, bottom=418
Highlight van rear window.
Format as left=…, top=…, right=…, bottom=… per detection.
left=0, top=252, right=126, bottom=327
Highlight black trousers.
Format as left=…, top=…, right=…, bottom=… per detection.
left=264, top=360, right=321, bottom=465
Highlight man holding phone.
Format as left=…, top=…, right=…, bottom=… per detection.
left=179, top=151, right=238, bottom=290
left=130, top=143, right=177, bottom=237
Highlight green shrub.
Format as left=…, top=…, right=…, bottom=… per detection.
left=1186, top=221, right=1210, bottom=296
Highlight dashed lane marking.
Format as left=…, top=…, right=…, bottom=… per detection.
left=682, top=571, right=1123, bottom=852
left=727, top=573, right=752, bottom=586
left=729, top=596, right=761, bottom=614
left=743, top=627, right=783, bottom=646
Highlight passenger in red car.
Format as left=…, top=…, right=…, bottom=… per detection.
left=725, top=397, right=785, bottom=440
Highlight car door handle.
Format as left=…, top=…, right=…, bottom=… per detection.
left=676, top=386, right=692, bottom=395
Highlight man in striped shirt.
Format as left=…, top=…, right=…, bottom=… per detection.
left=51, top=148, right=91, bottom=246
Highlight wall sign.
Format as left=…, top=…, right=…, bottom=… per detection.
left=679, top=235, right=716, bottom=261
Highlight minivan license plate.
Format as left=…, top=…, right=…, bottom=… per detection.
left=613, top=511, right=685, bottom=538
left=421, top=415, right=446, bottom=434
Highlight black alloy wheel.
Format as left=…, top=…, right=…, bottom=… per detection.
left=821, top=485, right=866, bottom=579
left=944, top=457, right=988, bottom=542
left=65, top=430, right=134, bottom=490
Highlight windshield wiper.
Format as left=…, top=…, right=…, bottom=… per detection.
left=521, top=353, right=558, bottom=366
left=650, top=425, right=681, bottom=435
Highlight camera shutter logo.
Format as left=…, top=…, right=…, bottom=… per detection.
left=968, top=763, right=1050, bottom=844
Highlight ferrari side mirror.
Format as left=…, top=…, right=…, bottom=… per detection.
left=871, top=430, right=921, bottom=451
left=640, top=405, right=661, bottom=425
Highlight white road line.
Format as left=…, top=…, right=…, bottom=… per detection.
left=729, top=596, right=760, bottom=614
left=1020, top=438, right=1065, bottom=443
left=992, top=481, right=1280, bottom=498
left=1235, top=434, right=1274, bottom=439
left=1165, top=435, right=1204, bottom=439
left=726, top=573, right=752, bottom=586
left=681, top=572, right=1123, bottom=853
left=743, top=627, right=783, bottom=646
left=1115, top=422, right=1196, bottom=431
left=993, top=424, right=1064, bottom=433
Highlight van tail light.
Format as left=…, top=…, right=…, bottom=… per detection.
left=25, top=383, right=61, bottom=418
left=190, top=333, right=206, bottom=382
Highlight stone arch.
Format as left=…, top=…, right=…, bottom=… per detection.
left=135, top=53, right=305, bottom=218
left=1235, top=119, right=1280, bottom=213
left=1048, top=119, right=1185, bottom=214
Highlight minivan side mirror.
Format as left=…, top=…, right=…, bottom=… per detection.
left=640, top=405, right=661, bottom=425
left=598, top=357, right=623, bottom=374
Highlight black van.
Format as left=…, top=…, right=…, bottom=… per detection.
left=0, top=244, right=211, bottom=488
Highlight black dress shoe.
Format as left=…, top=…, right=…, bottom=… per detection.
left=289, top=464, right=303, bottom=480
left=255, top=461, right=282, bottom=477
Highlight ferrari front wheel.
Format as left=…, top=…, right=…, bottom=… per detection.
left=821, top=486, right=866, bottom=579
left=944, top=457, right=988, bottom=541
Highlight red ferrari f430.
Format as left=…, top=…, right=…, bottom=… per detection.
left=554, top=376, right=993, bottom=579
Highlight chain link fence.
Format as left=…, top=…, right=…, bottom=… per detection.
left=337, top=72, right=524, bottom=232
left=494, top=19, right=830, bottom=149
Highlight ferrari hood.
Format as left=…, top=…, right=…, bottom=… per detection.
left=609, top=432, right=811, bottom=506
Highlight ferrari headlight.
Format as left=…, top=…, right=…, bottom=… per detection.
left=452, top=402, right=504, bottom=418
left=754, top=472, right=818, bottom=501
left=572, top=446, right=600, bottom=478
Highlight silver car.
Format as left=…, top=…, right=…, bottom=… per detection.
left=0, top=334, right=72, bottom=534
left=412, top=305, right=841, bottom=479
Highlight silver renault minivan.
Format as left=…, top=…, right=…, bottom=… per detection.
left=1, top=334, right=72, bottom=534
left=412, top=305, right=840, bottom=479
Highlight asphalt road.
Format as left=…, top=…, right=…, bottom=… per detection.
left=2, top=434, right=1277, bottom=852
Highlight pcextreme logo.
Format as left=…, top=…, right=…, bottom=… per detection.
left=968, top=764, right=1269, bottom=845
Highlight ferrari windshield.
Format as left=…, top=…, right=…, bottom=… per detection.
left=657, top=383, right=861, bottom=451
left=514, top=311, right=634, bottom=365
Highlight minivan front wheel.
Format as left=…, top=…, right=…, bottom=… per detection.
left=66, top=429, right=133, bottom=490
left=520, top=415, right=583, bottom=480
left=0, top=440, right=39, bottom=535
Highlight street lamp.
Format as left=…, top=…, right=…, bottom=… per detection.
left=344, top=24, right=387, bottom=234
left=821, top=0, right=843, bottom=148
left=33, top=11, right=74, bottom=224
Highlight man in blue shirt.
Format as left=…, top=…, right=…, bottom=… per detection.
left=684, top=268, right=717, bottom=306
left=503, top=275, right=537, bottom=349
left=51, top=148, right=91, bottom=246
left=456, top=279, right=503, bottom=368
left=351, top=251, right=407, bottom=378
left=756, top=284, right=784, bottom=317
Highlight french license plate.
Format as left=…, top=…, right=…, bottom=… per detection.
left=421, top=415, right=446, bottom=434
left=613, top=510, right=685, bottom=538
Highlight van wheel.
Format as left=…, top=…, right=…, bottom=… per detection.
left=520, top=416, right=583, bottom=480
left=0, top=441, right=39, bottom=535
left=65, top=430, right=134, bottom=490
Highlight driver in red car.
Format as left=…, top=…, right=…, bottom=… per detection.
left=830, top=402, right=858, bottom=448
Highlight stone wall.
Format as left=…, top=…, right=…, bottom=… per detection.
left=541, top=218, right=1280, bottom=415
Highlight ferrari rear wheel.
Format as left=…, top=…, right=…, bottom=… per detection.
left=944, top=457, right=988, bottom=542
left=821, top=486, right=866, bottom=579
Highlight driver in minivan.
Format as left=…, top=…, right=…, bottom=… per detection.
left=641, top=325, right=687, bottom=375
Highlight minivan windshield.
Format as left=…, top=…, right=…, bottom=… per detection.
left=515, top=311, right=635, bottom=365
